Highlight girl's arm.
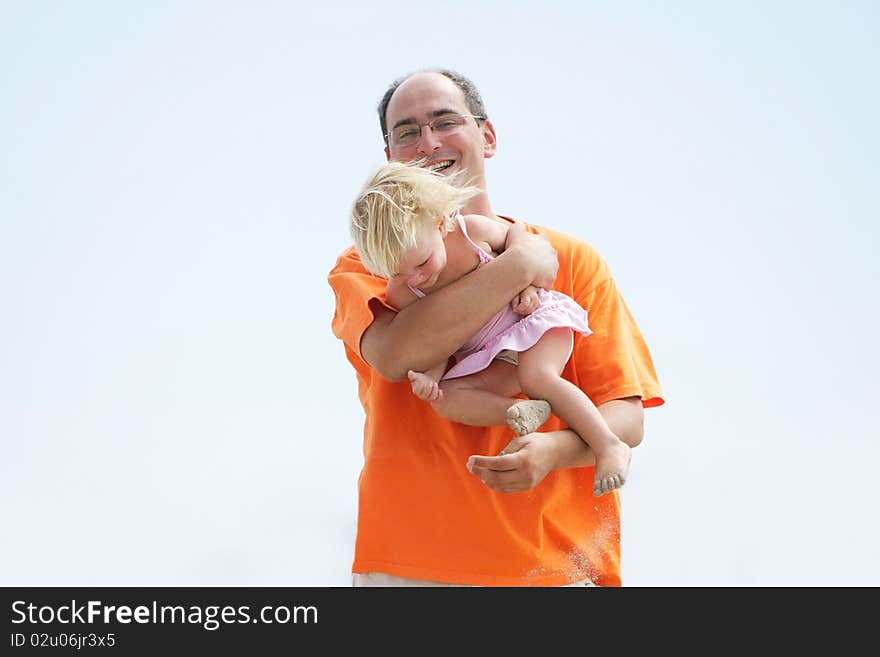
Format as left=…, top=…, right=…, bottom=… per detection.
left=463, top=214, right=542, bottom=316
left=459, top=213, right=510, bottom=254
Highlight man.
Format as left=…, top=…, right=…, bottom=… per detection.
left=329, top=69, right=663, bottom=586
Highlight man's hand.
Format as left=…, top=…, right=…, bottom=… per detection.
left=503, top=221, right=558, bottom=290
left=466, top=399, right=645, bottom=493
left=466, top=431, right=560, bottom=494
left=511, top=285, right=541, bottom=316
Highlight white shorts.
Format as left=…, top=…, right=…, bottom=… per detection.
left=352, top=572, right=597, bottom=587
left=494, top=349, right=519, bottom=366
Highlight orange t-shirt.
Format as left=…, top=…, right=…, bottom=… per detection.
left=328, top=219, right=664, bottom=586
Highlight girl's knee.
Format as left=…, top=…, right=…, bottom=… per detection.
left=518, top=367, right=559, bottom=401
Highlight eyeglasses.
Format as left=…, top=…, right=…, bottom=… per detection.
left=386, top=113, right=486, bottom=148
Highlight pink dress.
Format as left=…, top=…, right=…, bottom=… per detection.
left=409, top=216, right=592, bottom=381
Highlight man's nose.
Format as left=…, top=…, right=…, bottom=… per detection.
left=417, top=126, right=440, bottom=155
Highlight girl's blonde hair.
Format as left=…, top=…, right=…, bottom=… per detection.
left=351, top=161, right=481, bottom=279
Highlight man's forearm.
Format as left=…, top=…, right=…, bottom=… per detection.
left=545, top=429, right=596, bottom=469
left=598, top=397, right=644, bottom=447
left=549, top=397, right=645, bottom=470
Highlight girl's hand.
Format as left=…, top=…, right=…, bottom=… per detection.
left=511, top=285, right=541, bottom=316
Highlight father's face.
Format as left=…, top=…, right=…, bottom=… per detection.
left=383, top=72, right=496, bottom=186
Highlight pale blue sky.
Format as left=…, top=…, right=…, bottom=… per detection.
left=2, top=1, right=878, bottom=585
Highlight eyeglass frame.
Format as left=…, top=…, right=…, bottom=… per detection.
left=384, top=113, right=487, bottom=147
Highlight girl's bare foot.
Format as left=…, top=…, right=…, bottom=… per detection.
left=506, top=399, right=552, bottom=436
left=407, top=370, right=442, bottom=402
left=593, top=441, right=632, bottom=497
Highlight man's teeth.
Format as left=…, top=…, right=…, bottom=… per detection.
left=427, top=160, right=453, bottom=172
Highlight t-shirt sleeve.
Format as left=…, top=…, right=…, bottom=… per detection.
left=328, top=248, right=395, bottom=363
left=567, top=244, right=664, bottom=409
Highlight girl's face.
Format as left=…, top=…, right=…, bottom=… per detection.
left=393, top=221, right=447, bottom=290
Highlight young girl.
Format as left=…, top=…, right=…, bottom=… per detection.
left=350, top=161, right=631, bottom=497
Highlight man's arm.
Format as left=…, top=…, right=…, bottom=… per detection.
left=466, top=397, right=644, bottom=494
left=597, top=397, right=645, bottom=448
left=361, top=223, right=558, bottom=381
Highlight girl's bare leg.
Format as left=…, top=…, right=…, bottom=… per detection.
left=428, top=360, right=525, bottom=427
left=517, top=328, right=631, bottom=497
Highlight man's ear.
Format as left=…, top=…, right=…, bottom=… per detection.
left=482, top=119, right=497, bottom=159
